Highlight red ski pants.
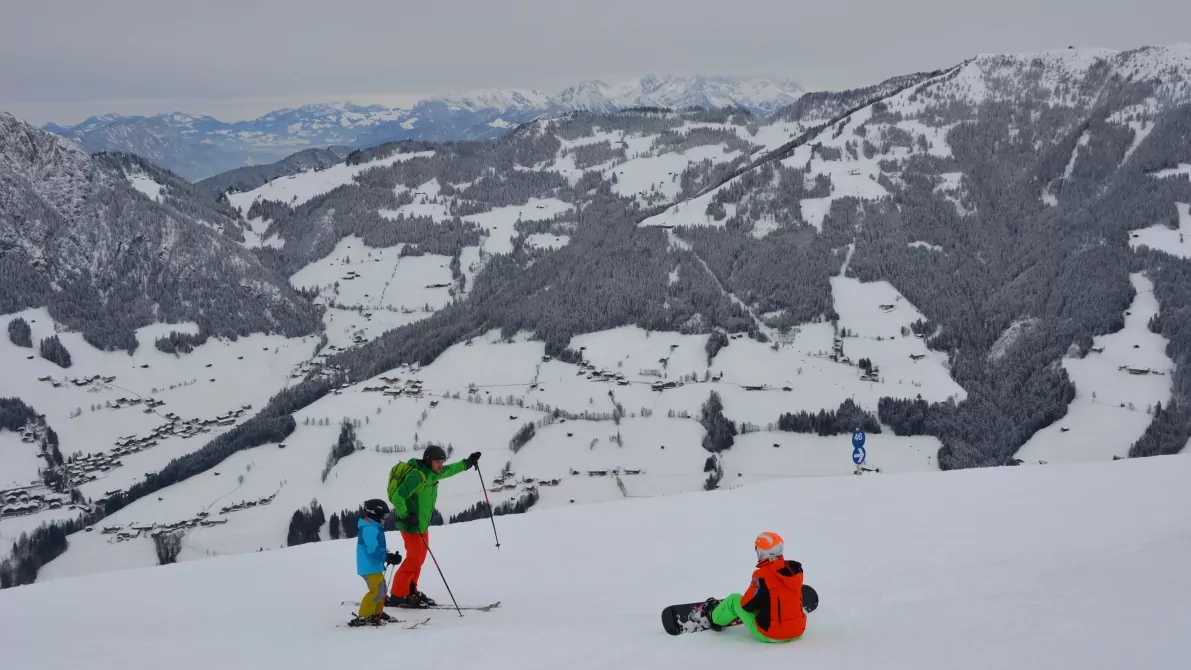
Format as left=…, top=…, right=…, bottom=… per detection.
left=390, top=530, right=428, bottom=597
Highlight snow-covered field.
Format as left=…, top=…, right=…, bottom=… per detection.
left=540, top=126, right=751, bottom=203
left=1014, top=273, right=1173, bottom=463
left=226, top=150, right=435, bottom=213
left=381, top=178, right=453, bottom=222
left=127, top=173, right=164, bottom=202
left=1130, top=202, right=1191, bottom=259
left=462, top=198, right=573, bottom=256
left=320, top=306, right=430, bottom=352
left=240, top=216, right=284, bottom=249
left=287, top=236, right=453, bottom=347
left=605, top=144, right=745, bottom=204
left=524, top=233, right=571, bottom=250
left=0, top=308, right=319, bottom=502
left=0, top=432, right=42, bottom=489
left=290, top=235, right=454, bottom=313
left=720, top=430, right=941, bottom=484
left=3, top=455, right=1190, bottom=670
left=0, top=508, right=83, bottom=561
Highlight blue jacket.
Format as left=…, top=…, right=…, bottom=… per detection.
left=356, top=517, right=387, bottom=576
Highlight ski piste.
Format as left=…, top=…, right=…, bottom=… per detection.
left=342, top=600, right=502, bottom=612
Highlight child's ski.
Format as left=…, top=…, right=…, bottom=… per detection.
left=338, top=616, right=432, bottom=629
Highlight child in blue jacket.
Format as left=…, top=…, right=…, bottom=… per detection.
left=351, top=499, right=402, bottom=626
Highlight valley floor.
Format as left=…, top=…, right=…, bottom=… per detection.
left=2, top=456, right=1189, bottom=670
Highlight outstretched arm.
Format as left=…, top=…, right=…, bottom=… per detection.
left=438, top=460, right=470, bottom=479
left=439, top=452, right=480, bottom=479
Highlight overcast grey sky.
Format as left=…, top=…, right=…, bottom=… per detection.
left=3, top=0, right=1188, bottom=125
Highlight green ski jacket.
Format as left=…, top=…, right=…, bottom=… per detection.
left=386, top=457, right=469, bottom=533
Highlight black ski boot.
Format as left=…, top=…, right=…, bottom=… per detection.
left=699, top=598, right=727, bottom=631
left=348, top=614, right=383, bottom=627
left=387, top=580, right=432, bottom=609
left=387, top=593, right=428, bottom=609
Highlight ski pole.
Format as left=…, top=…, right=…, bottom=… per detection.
left=383, top=563, right=394, bottom=600
left=419, top=531, right=462, bottom=617
left=475, top=463, right=501, bottom=549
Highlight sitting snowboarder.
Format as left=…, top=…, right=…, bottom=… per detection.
left=349, top=499, right=403, bottom=626
left=701, top=531, right=808, bottom=643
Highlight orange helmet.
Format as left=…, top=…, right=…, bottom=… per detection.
left=755, top=531, right=784, bottom=562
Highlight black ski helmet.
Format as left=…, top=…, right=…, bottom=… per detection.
left=362, top=498, right=389, bottom=522
left=422, top=444, right=447, bottom=465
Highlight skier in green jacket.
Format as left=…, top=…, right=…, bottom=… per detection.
left=385, top=444, right=480, bottom=608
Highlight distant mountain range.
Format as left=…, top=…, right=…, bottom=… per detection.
left=40, top=74, right=805, bottom=180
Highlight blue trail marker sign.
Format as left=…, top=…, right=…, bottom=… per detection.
left=851, top=430, right=866, bottom=471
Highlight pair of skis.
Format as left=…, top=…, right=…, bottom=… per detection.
left=339, top=600, right=501, bottom=629
left=340, top=599, right=501, bottom=612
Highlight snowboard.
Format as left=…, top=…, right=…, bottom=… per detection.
left=661, top=584, right=818, bottom=636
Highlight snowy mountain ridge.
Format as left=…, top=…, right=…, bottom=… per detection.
left=553, top=73, right=805, bottom=114
left=40, top=73, right=806, bottom=180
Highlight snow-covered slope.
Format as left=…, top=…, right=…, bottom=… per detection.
left=1131, top=201, right=1191, bottom=259
left=1014, top=274, right=1174, bottom=463
left=4, top=455, right=1190, bottom=670
left=644, top=43, right=1191, bottom=233
left=0, top=307, right=321, bottom=563
left=239, top=106, right=767, bottom=324
left=225, top=149, right=435, bottom=213
left=195, top=146, right=354, bottom=199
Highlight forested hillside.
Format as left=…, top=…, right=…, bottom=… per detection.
left=644, top=45, right=1191, bottom=466
left=237, top=46, right=1191, bottom=468
left=0, top=112, right=322, bottom=352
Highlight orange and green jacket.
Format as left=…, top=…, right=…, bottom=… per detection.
left=741, top=559, right=806, bottom=640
